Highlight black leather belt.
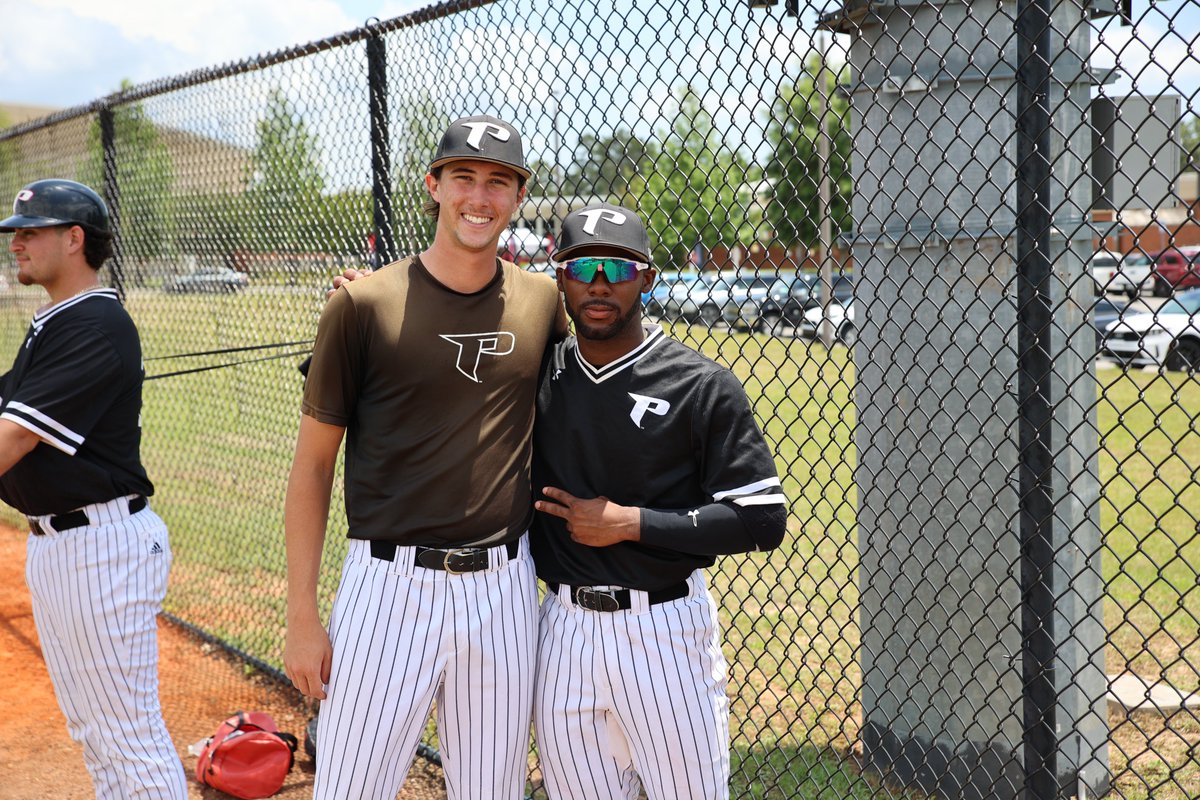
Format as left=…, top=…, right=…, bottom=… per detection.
left=370, top=539, right=519, bottom=574
left=548, top=581, right=690, bottom=612
left=29, top=495, right=147, bottom=536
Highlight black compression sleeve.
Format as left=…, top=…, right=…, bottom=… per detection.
left=639, top=502, right=787, bottom=556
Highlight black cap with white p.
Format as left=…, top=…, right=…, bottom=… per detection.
left=554, top=203, right=652, bottom=263
left=429, top=115, right=531, bottom=180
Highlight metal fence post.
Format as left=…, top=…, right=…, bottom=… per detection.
left=367, top=31, right=395, bottom=266
left=98, top=107, right=124, bottom=300
left=1015, top=0, right=1058, bottom=794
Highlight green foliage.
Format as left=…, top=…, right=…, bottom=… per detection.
left=560, top=128, right=657, bottom=207
left=389, top=93, right=445, bottom=255
left=763, top=53, right=853, bottom=249
left=247, top=89, right=326, bottom=253
left=1181, top=114, right=1200, bottom=172
left=82, top=81, right=177, bottom=268
left=633, top=86, right=760, bottom=268
left=0, top=108, right=18, bottom=208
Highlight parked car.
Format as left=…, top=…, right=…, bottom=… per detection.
left=1090, top=296, right=1128, bottom=350
left=498, top=226, right=549, bottom=260
left=1091, top=250, right=1152, bottom=300
left=676, top=271, right=772, bottom=326
left=742, top=273, right=855, bottom=333
left=798, top=302, right=857, bottom=346
left=164, top=267, right=249, bottom=294
left=1148, top=246, right=1200, bottom=297
left=1102, top=287, right=1200, bottom=371
left=643, top=269, right=697, bottom=319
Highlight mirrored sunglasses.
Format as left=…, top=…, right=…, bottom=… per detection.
left=558, top=257, right=649, bottom=284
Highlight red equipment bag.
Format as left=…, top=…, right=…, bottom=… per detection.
left=195, top=711, right=298, bottom=799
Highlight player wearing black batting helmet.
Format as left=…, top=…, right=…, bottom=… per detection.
left=0, top=178, right=187, bottom=797
left=531, top=203, right=787, bottom=799
left=285, top=114, right=566, bottom=800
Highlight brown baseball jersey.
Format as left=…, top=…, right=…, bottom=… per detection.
left=303, top=255, right=560, bottom=547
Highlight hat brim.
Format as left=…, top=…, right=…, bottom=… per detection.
left=553, top=244, right=651, bottom=264
left=0, top=214, right=70, bottom=232
left=428, top=155, right=531, bottom=180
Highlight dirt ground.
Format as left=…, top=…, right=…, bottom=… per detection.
left=0, top=522, right=445, bottom=800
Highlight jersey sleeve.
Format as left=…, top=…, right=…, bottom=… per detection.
left=301, top=288, right=363, bottom=426
left=694, top=369, right=787, bottom=509
left=638, top=367, right=788, bottom=554
left=0, top=323, right=126, bottom=455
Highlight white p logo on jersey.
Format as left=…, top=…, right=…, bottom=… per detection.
left=440, top=332, right=515, bottom=383
left=628, top=392, right=670, bottom=428
left=578, top=208, right=626, bottom=236
left=461, top=122, right=511, bottom=151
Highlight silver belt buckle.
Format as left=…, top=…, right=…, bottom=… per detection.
left=443, top=547, right=481, bottom=575
left=574, top=586, right=620, bottom=612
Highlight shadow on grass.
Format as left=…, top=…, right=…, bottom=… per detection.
left=731, top=742, right=926, bottom=799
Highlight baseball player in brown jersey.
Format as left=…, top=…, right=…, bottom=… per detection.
left=283, top=115, right=566, bottom=799
left=531, top=204, right=788, bottom=799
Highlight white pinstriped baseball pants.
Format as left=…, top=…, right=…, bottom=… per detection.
left=533, top=570, right=731, bottom=800
left=24, top=500, right=187, bottom=800
left=314, top=536, right=538, bottom=800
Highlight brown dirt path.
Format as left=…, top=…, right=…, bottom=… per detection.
left=0, top=522, right=445, bottom=799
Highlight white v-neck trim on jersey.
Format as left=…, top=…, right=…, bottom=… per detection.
left=573, top=324, right=666, bottom=384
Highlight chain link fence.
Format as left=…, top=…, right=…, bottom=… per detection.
left=1, top=0, right=1197, bottom=797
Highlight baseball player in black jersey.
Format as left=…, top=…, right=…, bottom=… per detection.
left=531, top=203, right=787, bottom=799
left=0, top=179, right=187, bottom=798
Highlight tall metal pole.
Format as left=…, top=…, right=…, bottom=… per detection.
left=98, top=107, right=124, bottom=301
left=816, top=33, right=835, bottom=348
left=1015, top=0, right=1058, bottom=793
left=367, top=32, right=394, bottom=266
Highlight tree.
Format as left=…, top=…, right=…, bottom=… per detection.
left=632, top=86, right=759, bottom=268
left=1181, top=114, right=1200, bottom=173
left=561, top=129, right=657, bottom=207
left=248, top=89, right=326, bottom=253
left=0, top=109, right=18, bottom=206
left=763, top=53, right=853, bottom=251
left=82, top=81, right=176, bottom=272
left=388, top=95, right=446, bottom=255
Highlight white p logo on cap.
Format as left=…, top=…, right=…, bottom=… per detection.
left=461, top=122, right=511, bottom=151
left=578, top=208, right=627, bottom=236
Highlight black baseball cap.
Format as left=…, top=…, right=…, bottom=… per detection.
left=554, top=203, right=652, bottom=263
left=0, top=178, right=110, bottom=233
left=429, top=115, right=531, bottom=180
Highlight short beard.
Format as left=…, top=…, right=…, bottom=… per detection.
left=567, top=298, right=642, bottom=341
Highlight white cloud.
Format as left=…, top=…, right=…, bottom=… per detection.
left=0, top=0, right=424, bottom=109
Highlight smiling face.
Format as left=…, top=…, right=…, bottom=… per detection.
left=425, top=160, right=526, bottom=255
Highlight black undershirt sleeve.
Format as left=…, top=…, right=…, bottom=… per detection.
left=639, top=501, right=787, bottom=556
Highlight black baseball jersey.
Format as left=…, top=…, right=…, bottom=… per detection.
left=0, top=289, right=152, bottom=515
left=531, top=325, right=785, bottom=591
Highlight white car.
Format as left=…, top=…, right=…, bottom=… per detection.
left=498, top=227, right=548, bottom=259
left=799, top=302, right=857, bottom=346
left=1102, top=287, right=1200, bottom=371
left=1092, top=250, right=1153, bottom=300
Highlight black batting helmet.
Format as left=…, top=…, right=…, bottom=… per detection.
left=553, top=203, right=652, bottom=263
left=0, top=179, right=110, bottom=233
left=429, top=115, right=531, bottom=180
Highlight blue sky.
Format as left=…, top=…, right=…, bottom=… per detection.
left=0, top=0, right=426, bottom=110
left=0, top=0, right=1194, bottom=116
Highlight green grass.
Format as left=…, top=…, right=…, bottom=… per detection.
left=0, top=287, right=1195, bottom=797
